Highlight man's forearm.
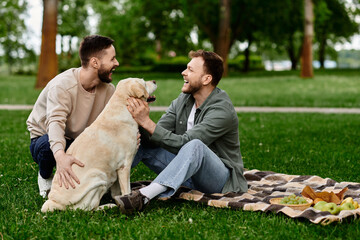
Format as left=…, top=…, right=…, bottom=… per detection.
left=140, top=118, right=157, bottom=135
left=127, top=97, right=157, bottom=135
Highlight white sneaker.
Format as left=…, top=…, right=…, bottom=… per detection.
left=38, top=172, right=53, bottom=198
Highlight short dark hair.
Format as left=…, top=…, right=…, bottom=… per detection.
left=188, top=50, right=224, bottom=86
left=79, top=35, right=114, bottom=67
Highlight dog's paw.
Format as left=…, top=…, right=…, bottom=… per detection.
left=96, top=203, right=117, bottom=211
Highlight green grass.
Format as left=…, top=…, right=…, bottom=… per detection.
left=238, top=113, right=360, bottom=182
left=1, top=110, right=360, bottom=239
left=221, top=74, right=360, bottom=108
left=1, top=69, right=360, bottom=107
left=0, top=75, right=42, bottom=105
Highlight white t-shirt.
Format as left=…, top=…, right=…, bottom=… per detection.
left=187, top=103, right=197, bottom=130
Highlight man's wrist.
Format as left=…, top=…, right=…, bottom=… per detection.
left=141, top=118, right=156, bottom=135
left=54, top=149, right=65, bottom=161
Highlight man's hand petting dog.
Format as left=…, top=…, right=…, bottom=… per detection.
left=54, top=149, right=84, bottom=189
left=127, top=97, right=157, bottom=135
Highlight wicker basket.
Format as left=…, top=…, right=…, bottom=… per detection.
left=269, top=197, right=313, bottom=211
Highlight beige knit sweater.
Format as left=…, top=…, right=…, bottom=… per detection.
left=26, top=68, right=115, bottom=154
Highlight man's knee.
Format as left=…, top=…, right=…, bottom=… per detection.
left=179, top=139, right=207, bottom=164
left=32, top=137, right=55, bottom=166
left=183, top=139, right=205, bottom=149
left=36, top=142, right=52, bottom=160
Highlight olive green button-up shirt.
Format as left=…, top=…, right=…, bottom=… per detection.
left=150, top=87, right=248, bottom=193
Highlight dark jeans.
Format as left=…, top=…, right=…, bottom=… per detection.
left=29, top=134, right=73, bottom=179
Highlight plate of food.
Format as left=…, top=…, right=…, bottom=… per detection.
left=270, top=194, right=313, bottom=211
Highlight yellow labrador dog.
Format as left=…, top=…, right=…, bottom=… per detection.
left=41, top=78, right=157, bottom=212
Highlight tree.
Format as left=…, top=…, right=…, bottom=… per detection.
left=36, top=0, right=58, bottom=89
left=57, top=0, right=89, bottom=71
left=90, top=0, right=196, bottom=67
left=0, top=0, right=30, bottom=74
left=131, top=0, right=195, bottom=59
left=314, top=0, right=359, bottom=68
left=90, top=0, right=152, bottom=66
left=301, top=0, right=314, bottom=78
left=216, top=0, right=231, bottom=75
left=183, top=0, right=237, bottom=76
left=231, top=0, right=270, bottom=72
left=259, top=0, right=304, bottom=70
left=184, top=0, right=304, bottom=73
left=76, top=0, right=359, bottom=74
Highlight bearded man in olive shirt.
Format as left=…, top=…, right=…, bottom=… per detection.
left=115, top=50, right=247, bottom=214
left=27, top=35, right=119, bottom=198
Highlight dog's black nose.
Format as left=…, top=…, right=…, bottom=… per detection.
left=152, top=80, right=156, bottom=84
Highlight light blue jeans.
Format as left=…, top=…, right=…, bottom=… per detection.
left=132, top=139, right=230, bottom=198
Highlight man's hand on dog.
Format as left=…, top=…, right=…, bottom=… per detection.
left=127, top=97, right=157, bottom=135
left=54, top=150, right=84, bottom=189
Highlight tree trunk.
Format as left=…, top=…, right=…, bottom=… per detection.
left=301, top=0, right=314, bottom=78
left=215, top=0, right=231, bottom=77
left=67, top=37, right=73, bottom=60
left=243, top=35, right=253, bottom=72
left=36, top=0, right=58, bottom=89
left=289, top=49, right=298, bottom=70
left=155, top=39, right=162, bottom=60
left=286, top=35, right=298, bottom=70
left=318, top=34, right=326, bottom=69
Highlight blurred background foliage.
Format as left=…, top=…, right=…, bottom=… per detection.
left=0, top=0, right=359, bottom=76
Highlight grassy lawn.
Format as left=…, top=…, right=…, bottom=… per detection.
left=1, top=69, right=360, bottom=107
left=1, top=70, right=360, bottom=239
left=1, top=110, right=360, bottom=239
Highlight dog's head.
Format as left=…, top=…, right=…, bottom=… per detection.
left=117, top=78, right=157, bottom=102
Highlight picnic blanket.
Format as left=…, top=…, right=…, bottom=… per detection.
left=131, top=169, right=360, bottom=225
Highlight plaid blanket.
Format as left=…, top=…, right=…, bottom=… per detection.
left=132, top=169, right=360, bottom=225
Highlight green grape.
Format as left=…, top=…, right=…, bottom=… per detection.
left=280, top=195, right=308, bottom=205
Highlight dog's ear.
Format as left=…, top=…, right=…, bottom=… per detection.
left=130, top=83, right=149, bottom=100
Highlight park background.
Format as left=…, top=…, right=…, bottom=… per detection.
left=1, top=0, right=360, bottom=80
left=1, top=0, right=360, bottom=239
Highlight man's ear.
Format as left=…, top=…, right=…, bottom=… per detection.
left=90, top=57, right=99, bottom=69
left=130, top=84, right=149, bottom=100
left=202, top=74, right=212, bottom=86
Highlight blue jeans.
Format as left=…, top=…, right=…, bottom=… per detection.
left=29, top=134, right=73, bottom=179
left=132, top=139, right=230, bottom=198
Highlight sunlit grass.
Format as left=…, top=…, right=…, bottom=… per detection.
left=1, top=110, right=359, bottom=239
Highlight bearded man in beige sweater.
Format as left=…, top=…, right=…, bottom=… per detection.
left=27, top=35, right=119, bottom=198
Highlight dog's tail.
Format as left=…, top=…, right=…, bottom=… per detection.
left=41, top=199, right=65, bottom=212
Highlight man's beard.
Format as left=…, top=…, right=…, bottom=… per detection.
left=182, top=84, right=202, bottom=95
left=182, top=77, right=203, bottom=94
left=98, top=66, right=112, bottom=83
